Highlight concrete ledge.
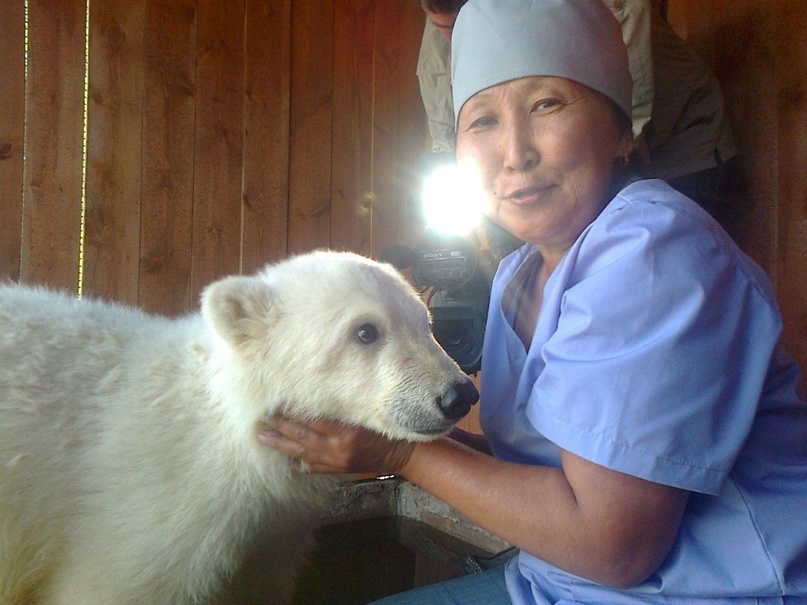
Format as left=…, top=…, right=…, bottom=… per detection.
left=324, top=476, right=511, bottom=556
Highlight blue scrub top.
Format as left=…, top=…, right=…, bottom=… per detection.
left=480, top=179, right=807, bottom=604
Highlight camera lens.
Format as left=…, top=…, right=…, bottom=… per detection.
left=435, top=322, right=464, bottom=348
left=432, top=313, right=485, bottom=375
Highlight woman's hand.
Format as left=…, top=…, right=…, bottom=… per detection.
left=257, top=413, right=416, bottom=475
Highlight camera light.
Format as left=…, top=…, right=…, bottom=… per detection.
left=422, top=162, right=486, bottom=236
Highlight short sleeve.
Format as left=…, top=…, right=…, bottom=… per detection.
left=526, top=192, right=782, bottom=494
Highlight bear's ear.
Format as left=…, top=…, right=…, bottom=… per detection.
left=201, top=276, right=281, bottom=348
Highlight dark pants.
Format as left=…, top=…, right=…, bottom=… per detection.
left=664, top=153, right=738, bottom=227
left=666, top=165, right=722, bottom=217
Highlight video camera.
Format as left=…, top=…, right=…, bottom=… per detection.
left=381, top=231, right=489, bottom=374
left=381, top=153, right=520, bottom=374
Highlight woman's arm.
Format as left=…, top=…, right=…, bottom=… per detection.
left=259, top=415, right=689, bottom=589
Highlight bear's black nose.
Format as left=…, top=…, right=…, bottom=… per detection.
left=436, top=379, right=479, bottom=420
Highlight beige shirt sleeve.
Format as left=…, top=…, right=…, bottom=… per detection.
left=604, top=0, right=654, bottom=139
left=416, top=20, right=456, bottom=153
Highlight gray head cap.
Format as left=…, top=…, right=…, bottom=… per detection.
left=451, top=0, right=632, bottom=127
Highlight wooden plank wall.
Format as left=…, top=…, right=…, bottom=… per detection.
left=1, top=0, right=805, bottom=392
left=0, top=0, right=427, bottom=316
left=667, top=0, right=807, bottom=391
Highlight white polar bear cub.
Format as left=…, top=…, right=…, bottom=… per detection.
left=0, top=250, right=477, bottom=605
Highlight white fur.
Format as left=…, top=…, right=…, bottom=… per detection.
left=0, top=250, right=474, bottom=605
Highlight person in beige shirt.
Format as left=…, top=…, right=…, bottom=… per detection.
left=415, top=0, right=737, bottom=216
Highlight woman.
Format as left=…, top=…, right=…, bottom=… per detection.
left=260, top=0, right=807, bottom=603
left=415, top=0, right=737, bottom=217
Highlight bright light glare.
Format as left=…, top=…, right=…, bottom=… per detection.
left=422, top=162, right=485, bottom=236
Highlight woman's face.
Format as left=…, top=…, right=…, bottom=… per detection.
left=456, top=76, right=632, bottom=261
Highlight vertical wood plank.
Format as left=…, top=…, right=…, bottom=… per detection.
left=22, top=0, right=87, bottom=292
left=369, top=1, right=404, bottom=259
left=0, top=0, right=26, bottom=281
left=288, top=0, right=334, bottom=253
left=395, top=2, right=431, bottom=252
left=330, top=0, right=374, bottom=254
left=712, top=0, right=778, bottom=276
left=190, top=0, right=245, bottom=299
left=775, top=0, right=807, bottom=388
left=83, top=0, right=145, bottom=303
left=242, top=0, right=292, bottom=274
left=139, top=0, right=196, bottom=315
left=369, top=1, right=429, bottom=259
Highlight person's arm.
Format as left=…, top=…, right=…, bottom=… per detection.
left=259, top=415, right=689, bottom=589
left=607, top=0, right=654, bottom=140
left=416, top=19, right=456, bottom=152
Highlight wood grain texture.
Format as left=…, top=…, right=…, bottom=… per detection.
left=774, top=0, right=807, bottom=383
left=83, top=0, right=145, bottom=304
left=21, top=0, right=86, bottom=292
left=138, top=0, right=196, bottom=314
left=242, top=0, right=291, bottom=274
left=0, top=0, right=25, bottom=282
left=330, top=0, right=375, bottom=255
left=288, top=0, right=334, bottom=254
left=189, top=0, right=245, bottom=301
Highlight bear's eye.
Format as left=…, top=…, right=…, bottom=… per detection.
left=355, top=323, right=380, bottom=344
